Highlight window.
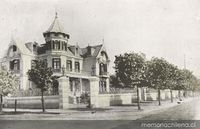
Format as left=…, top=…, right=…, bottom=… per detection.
left=10, top=59, right=20, bottom=70
left=62, top=42, right=64, bottom=50
left=66, top=60, right=72, bottom=71
left=13, top=45, right=17, bottom=52
left=91, top=65, right=96, bottom=76
left=53, top=41, right=60, bottom=50
left=76, top=47, right=78, bottom=55
left=43, top=59, right=48, bottom=67
left=57, top=41, right=60, bottom=50
left=52, top=41, right=55, bottom=49
left=99, top=63, right=107, bottom=75
left=75, top=61, right=80, bottom=72
left=52, top=58, right=61, bottom=69
left=65, top=43, right=67, bottom=51
left=99, top=79, right=107, bottom=93
left=33, top=44, right=37, bottom=52
left=48, top=41, right=51, bottom=50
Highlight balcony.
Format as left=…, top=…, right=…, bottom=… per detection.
left=52, top=68, right=94, bottom=77
left=52, top=68, right=61, bottom=73
left=99, top=71, right=108, bottom=76
left=10, top=70, right=20, bottom=74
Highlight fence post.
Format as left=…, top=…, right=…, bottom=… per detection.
left=14, top=99, right=17, bottom=112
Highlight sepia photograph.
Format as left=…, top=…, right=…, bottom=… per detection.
left=0, top=0, right=200, bottom=129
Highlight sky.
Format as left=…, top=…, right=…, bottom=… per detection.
left=1, top=0, right=200, bottom=77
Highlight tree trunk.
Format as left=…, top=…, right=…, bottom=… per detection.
left=41, top=90, right=45, bottom=112
left=178, top=90, right=181, bottom=101
left=158, top=88, right=161, bottom=106
left=0, top=94, right=2, bottom=112
left=136, top=86, right=141, bottom=110
left=192, top=91, right=195, bottom=97
left=170, top=89, right=173, bottom=103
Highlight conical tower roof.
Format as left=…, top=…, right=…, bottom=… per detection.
left=43, top=12, right=69, bottom=38
left=45, top=12, right=64, bottom=33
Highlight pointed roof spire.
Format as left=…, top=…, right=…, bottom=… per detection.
left=45, top=12, right=64, bottom=33
left=10, top=35, right=16, bottom=45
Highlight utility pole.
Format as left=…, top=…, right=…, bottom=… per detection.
left=184, top=54, right=186, bottom=69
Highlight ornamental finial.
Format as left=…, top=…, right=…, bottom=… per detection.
left=55, top=12, right=58, bottom=18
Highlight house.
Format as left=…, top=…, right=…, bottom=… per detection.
left=0, top=13, right=110, bottom=100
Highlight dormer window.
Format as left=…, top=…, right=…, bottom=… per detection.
left=10, top=59, right=20, bottom=70
left=33, top=44, right=37, bottom=52
left=13, top=45, right=17, bottom=52
left=76, top=47, right=78, bottom=55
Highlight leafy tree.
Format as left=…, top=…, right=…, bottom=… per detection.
left=109, top=74, right=124, bottom=88
left=165, top=63, right=179, bottom=103
left=27, top=60, right=53, bottom=112
left=147, top=57, right=170, bottom=105
left=0, top=69, right=19, bottom=111
left=114, top=52, right=147, bottom=110
left=182, top=70, right=199, bottom=97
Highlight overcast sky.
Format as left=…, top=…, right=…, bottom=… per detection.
left=1, top=0, right=200, bottom=77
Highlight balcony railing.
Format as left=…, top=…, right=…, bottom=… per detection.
left=10, top=70, right=20, bottom=74
left=52, top=68, right=92, bottom=76
left=99, top=71, right=108, bottom=76
left=52, top=68, right=61, bottom=73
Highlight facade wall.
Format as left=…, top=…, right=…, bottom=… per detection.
left=83, top=57, right=96, bottom=76
left=21, top=54, right=36, bottom=90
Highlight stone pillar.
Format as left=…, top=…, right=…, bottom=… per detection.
left=80, top=78, right=83, bottom=93
left=72, top=80, right=77, bottom=104
left=142, top=87, right=147, bottom=101
left=58, top=76, right=70, bottom=109
left=89, top=77, right=100, bottom=108
left=106, top=78, right=110, bottom=92
left=138, top=87, right=142, bottom=101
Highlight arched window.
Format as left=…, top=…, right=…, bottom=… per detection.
left=99, top=63, right=107, bottom=75
left=75, top=61, right=80, bottom=72
left=66, top=60, right=72, bottom=71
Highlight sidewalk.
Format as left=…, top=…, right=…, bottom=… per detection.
left=0, top=97, right=198, bottom=120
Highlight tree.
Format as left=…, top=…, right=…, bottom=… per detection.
left=0, top=69, right=19, bottom=111
left=147, top=57, right=170, bottom=105
left=114, top=52, right=147, bottom=110
left=27, top=60, right=53, bottom=112
left=181, top=69, right=199, bottom=97
left=165, top=63, right=179, bottom=103
left=109, top=74, right=124, bottom=88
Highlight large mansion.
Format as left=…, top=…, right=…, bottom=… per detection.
left=0, top=13, right=110, bottom=97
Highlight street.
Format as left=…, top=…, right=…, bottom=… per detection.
left=139, top=97, right=200, bottom=120
left=0, top=98, right=200, bottom=129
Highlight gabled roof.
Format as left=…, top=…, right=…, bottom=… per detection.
left=68, top=45, right=82, bottom=58
left=7, top=38, right=34, bottom=56
left=81, top=44, right=104, bottom=58
left=45, top=13, right=65, bottom=33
